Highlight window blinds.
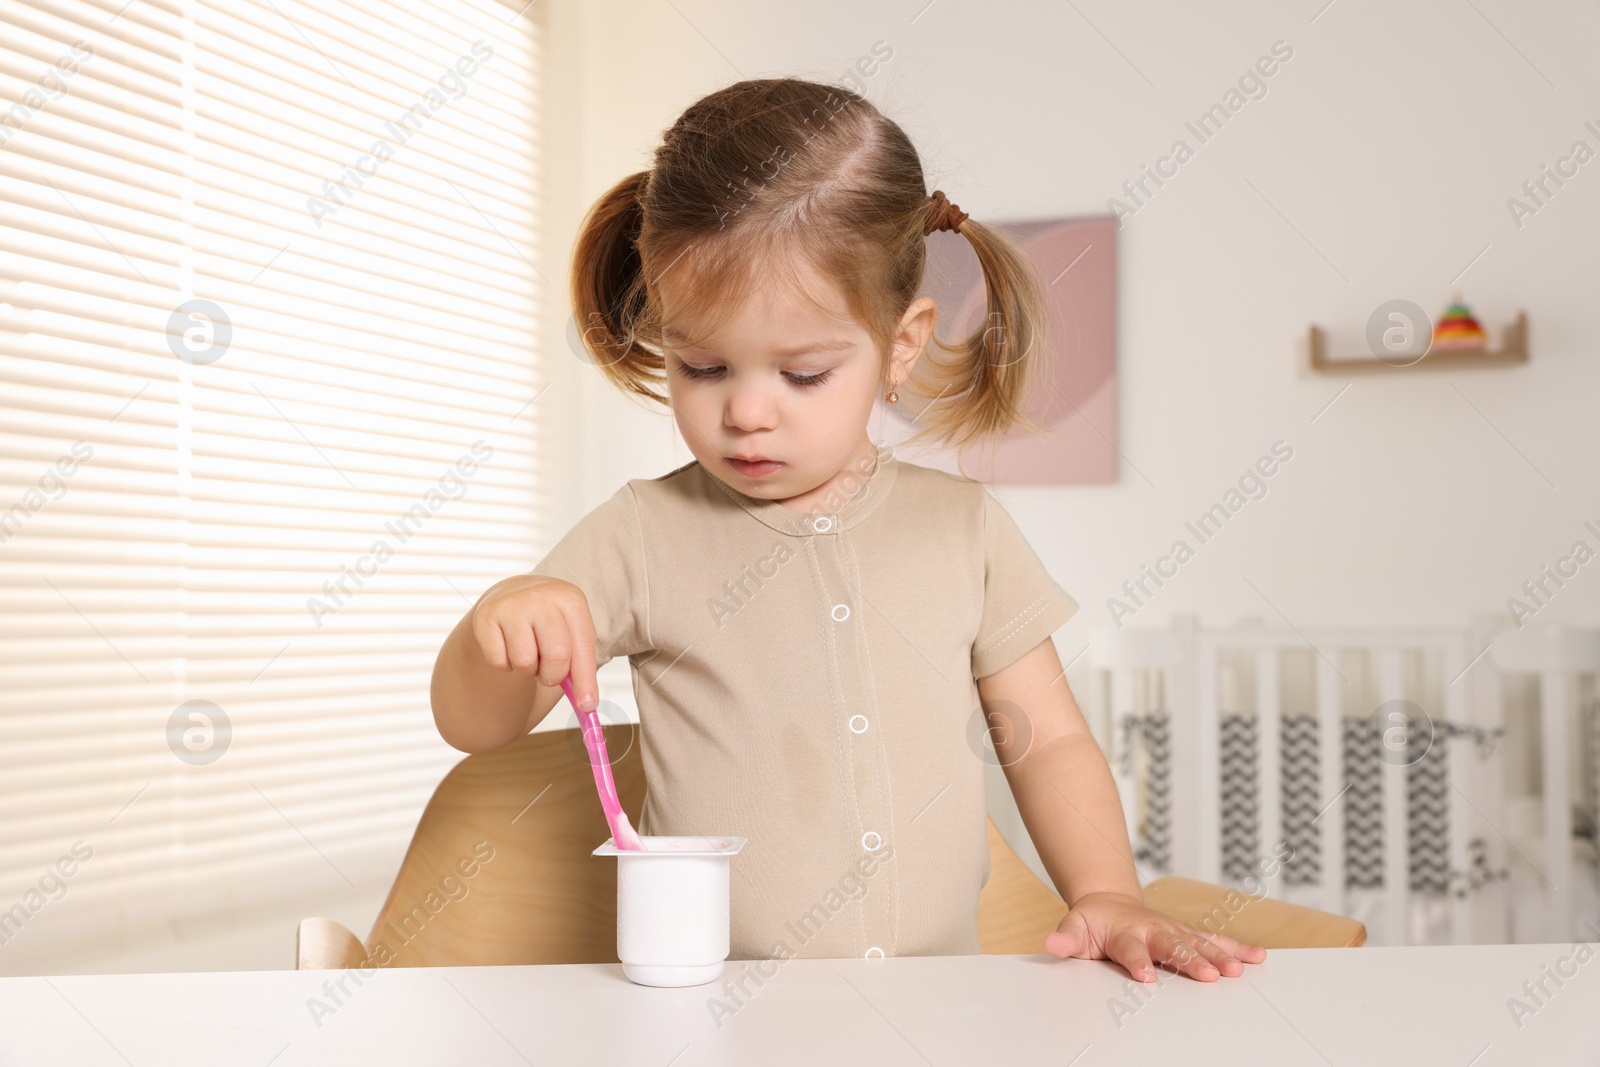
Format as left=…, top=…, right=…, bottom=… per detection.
left=0, top=0, right=542, bottom=973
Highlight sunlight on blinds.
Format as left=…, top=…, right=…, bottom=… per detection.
left=0, top=0, right=542, bottom=973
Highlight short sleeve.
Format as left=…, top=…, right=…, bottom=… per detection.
left=971, top=488, right=1079, bottom=678
left=529, top=483, right=652, bottom=667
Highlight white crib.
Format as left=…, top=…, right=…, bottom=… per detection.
left=1083, top=614, right=1600, bottom=946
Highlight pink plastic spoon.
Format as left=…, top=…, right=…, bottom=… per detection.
left=559, top=676, right=646, bottom=850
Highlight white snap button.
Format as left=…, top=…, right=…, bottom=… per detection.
left=849, top=714, right=868, bottom=734
left=864, top=946, right=884, bottom=958
left=831, top=603, right=850, bottom=622
left=812, top=515, right=833, bottom=533
left=861, top=830, right=882, bottom=851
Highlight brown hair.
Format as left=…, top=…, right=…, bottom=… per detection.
left=569, top=77, right=1052, bottom=451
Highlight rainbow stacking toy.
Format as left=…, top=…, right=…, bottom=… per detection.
left=1432, top=298, right=1488, bottom=349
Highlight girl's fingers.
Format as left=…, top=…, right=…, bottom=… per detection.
left=1045, top=910, right=1092, bottom=958
left=511, top=595, right=564, bottom=678
left=1184, top=933, right=1244, bottom=976
left=471, top=606, right=510, bottom=670
left=1151, top=937, right=1202, bottom=979
left=1202, top=930, right=1268, bottom=963
left=1150, top=930, right=1218, bottom=982
left=1181, top=940, right=1226, bottom=981
left=1107, top=929, right=1157, bottom=983
left=502, top=619, right=539, bottom=676
left=557, top=597, right=600, bottom=711
left=529, top=602, right=573, bottom=688
left=1048, top=903, right=1265, bottom=984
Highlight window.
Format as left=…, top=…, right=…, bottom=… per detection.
left=0, top=0, right=542, bottom=972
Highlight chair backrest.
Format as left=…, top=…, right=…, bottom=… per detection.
left=361, top=723, right=643, bottom=967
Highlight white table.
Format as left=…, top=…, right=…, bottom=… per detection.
left=2, top=945, right=1593, bottom=1065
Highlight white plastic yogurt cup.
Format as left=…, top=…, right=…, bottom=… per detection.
left=592, top=834, right=747, bottom=987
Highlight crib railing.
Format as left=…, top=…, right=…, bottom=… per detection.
left=1085, top=614, right=1599, bottom=946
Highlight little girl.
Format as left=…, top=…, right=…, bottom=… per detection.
left=431, top=77, right=1264, bottom=984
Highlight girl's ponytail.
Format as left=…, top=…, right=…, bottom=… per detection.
left=906, top=215, right=1052, bottom=452
left=568, top=170, right=667, bottom=402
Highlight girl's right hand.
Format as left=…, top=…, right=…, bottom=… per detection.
left=469, top=574, right=599, bottom=712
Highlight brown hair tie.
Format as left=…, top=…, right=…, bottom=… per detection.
left=924, top=189, right=969, bottom=235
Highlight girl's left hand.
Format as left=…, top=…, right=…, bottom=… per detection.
left=1043, top=891, right=1268, bottom=983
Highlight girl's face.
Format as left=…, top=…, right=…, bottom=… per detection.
left=660, top=259, right=934, bottom=512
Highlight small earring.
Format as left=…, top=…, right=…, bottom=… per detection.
left=886, top=384, right=900, bottom=405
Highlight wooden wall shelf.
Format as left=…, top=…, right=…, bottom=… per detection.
left=1309, top=311, right=1528, bottom=372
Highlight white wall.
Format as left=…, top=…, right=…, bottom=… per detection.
left=540, top=0, right=1600, bottom=892
left=545, top=0, right=1600, bottom=635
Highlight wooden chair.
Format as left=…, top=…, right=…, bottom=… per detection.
left=296, top=726, right=1364, bottom=969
